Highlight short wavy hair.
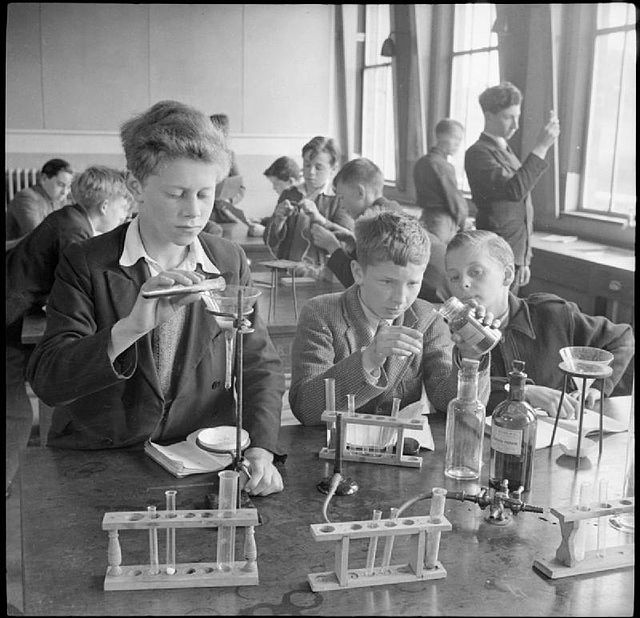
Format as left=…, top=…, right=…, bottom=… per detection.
left=120, top=100, right=231, bottom=183
left=446, top=229, right=515, bottom=268
left=71, top=166, right=131, bottom=213
left=41, top=158, right=73, bottom=178
left=301, top=136, right=341, bottom=167
left=355, top=208, right=430, bottom=268
left=263, top=156, right=302, bottom=182
left=334, top=158, right=383, bottom=193
left=478, top=82, right=523, bottom=114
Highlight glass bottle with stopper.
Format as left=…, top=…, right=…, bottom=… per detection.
left=438, top=297, right=501, bottom=355
left=490, top=360, right=537, bottom=492
left=444, top=357, right=485, bottom=480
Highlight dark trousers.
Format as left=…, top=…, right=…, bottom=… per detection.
left=6, top=318, right=35, bottom=492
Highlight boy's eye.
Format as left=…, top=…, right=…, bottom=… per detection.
left=470, top=269, right=483, bottom=278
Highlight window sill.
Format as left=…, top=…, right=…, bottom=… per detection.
left=561, top=210, right=635, bottom=228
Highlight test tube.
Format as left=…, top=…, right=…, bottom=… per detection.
left=425, top=487, right=447, bottom=569
left=216, top=470, right=239, bottom=571
left=575, top=481, right=592, bottom=561
left=147, top=505, right=160, bottom=575
left=365, top=509, right=383, bottom=575
left=381, top=507, right=399, bottom=571
left=165, top=490, right=177, bottom=575
left=325, top=378, right=336, bottom=448
left=347, top=394, right=356, bottom=416
left=597, top=479, right=608, bottom=558
left=386, top=398, right=401, bottom=455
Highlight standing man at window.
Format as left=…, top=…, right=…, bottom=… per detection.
left=413, top=118, right=469, bottom=245
left=6, top=159, right=74, bottom=244
left=464, top=82, right=559, bottom=293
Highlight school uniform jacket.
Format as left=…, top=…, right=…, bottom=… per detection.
left=5, top=184, right=56, bottom=241
left=288, top=284, right=490, bottom=425
left=464, top=134, right=548, bottom=267
left=6, top=203, right=94, bottom=327
left=26, top=223, right=285, bottom=451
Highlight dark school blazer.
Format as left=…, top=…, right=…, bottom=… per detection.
left=26, top=223, right=285, bottom=452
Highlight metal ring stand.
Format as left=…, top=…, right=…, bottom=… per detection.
left=549, top=362, right=613, bottom=468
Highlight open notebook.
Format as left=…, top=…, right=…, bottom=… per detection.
left=145, top=430, right=232, bottom=478
left=343, top=399, right=435, bottom=452
left=485, top=407, right=627, bottom=450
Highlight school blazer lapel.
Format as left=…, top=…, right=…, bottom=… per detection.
left=341, top=286, right=376, bottom=353
left=104, top=260, right=164, bottom=399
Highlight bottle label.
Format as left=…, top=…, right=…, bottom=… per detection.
left=457, top=322, right=484, bottom=346
left=491, top=425, right=522, bottom=455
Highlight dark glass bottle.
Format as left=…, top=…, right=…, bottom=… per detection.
left=489, top=360, right=538, bottom=492
left=444, top=358, right=485, bottom=479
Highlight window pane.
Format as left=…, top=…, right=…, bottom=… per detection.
left=611, top=30, right=636, bottom=218
left=362, top=66, right=396, bottom=182
left=583, top=31, right=626, bottom=212
left=365, top=4, right=391, bottom=66
left=454, top=3, right=497, bottom=52
left=597, top=2, right=635, bottom=29
left=449, top=50, right=500, bottom=192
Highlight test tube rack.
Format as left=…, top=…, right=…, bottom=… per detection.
left=319, top=410, right=425, bottom=468
left=307, top=508, right=451, bottom=590
left=532, top=497, right=635, bottom=579
left=101, top=508, right=259, bottom=590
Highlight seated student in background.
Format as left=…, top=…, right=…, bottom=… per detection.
left=289, top=208, right=500, bottom=426
left=6, top=158, right=74, bottom=244
left=413, top=118, right=470, bottom=245
left=5, top=165, right=131, bottom=494
left=444, top=230, right=635, bottom=417
left=26, top=100, right=286, bottom=496
left=263, top=136, right=354, bottom=276
left=311, top=157, right=447, bottom=303
left=263, top=155, right=303, bottom=198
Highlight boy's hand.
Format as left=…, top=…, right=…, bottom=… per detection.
left=128, top=270, right=205, bottom=335
left=568, top=387, right=601, bottom=410
left=310, top=224, right=341, bottom=254
left=299, top=199, right=326, bottom=225
left=242, top=447, right=284, bottom=496
left=362, top=324, right=423, bottom=373
left=449, top=299, right=501, bottom=360
left=525, top=385, right=579, bottom=419
left=273, top=199, right=295, bottom=221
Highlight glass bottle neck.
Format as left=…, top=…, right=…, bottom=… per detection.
left=509, top=376, right=527, bottom=401
left=457, top=372, right=479, bottom=401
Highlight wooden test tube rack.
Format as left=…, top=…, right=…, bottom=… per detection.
left=307, top=514, right=451, bottom=591
left=533, top=497, right=635, bottom=579
left=319, top=410, right=425, bottom=468
left=102, top=508, right=259, bottom=590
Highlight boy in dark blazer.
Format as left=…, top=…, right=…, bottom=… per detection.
left=464, top=82, right=559, bottom=293
left=27, top=101, right=285, bottom=496
left=289, top=209, right=500, bottom=426
left=445, top=229, right=634, bottom=416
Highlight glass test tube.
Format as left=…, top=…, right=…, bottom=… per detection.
left=381, top=507, right=399, bottom=570
left=425, top=487, right=447, bottom=569
left=347, top=394, right=355, bottom=416
left=346, top=394, right=356, bottom=454
left=365, top=509, right=383, bottom=575
left=597, top=479, right=608, bottom=558
left=147, top=505, right=160, bottom=575
left=216, top=470, right=239, bottom=571
left=165, top=490, right=177, bottom=574
left=575, top=481, right=592, bottom=561
left=325, top=377, right=336, bottom=448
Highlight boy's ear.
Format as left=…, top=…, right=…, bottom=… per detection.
left=357, top=183, right=367, bottom=199
left=351, top=260, right=364, bottom=285
left=126, top=172, right=144, bottom=202
left=504, top=263, right=516, bottom=287
left=99, top=199, right=109, bottom=215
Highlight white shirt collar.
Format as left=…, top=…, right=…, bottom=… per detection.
left=119, top=217, right=219, bottom=276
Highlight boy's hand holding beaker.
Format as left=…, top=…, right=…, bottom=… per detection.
left=362, top=323, right=423, bottom=375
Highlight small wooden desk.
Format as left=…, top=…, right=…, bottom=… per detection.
left=19, top=399, right=633, bottom=615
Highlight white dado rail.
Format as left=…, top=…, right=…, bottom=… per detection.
left=5, top=130, right=311, bottom=158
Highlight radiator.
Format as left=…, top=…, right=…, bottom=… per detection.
left=5, top=167, right=39, bottom=207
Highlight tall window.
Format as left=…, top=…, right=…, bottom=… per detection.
left=582, top=3, right=636, bottom=222
left=361, top=4, right=396, bottom=183
left=449, top=3, right=500, bottom=193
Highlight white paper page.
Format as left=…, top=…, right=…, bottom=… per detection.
left=149, top=440, right=231, bottom=472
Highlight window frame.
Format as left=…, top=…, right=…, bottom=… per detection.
left=578, top=6, right=636, bottom=224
